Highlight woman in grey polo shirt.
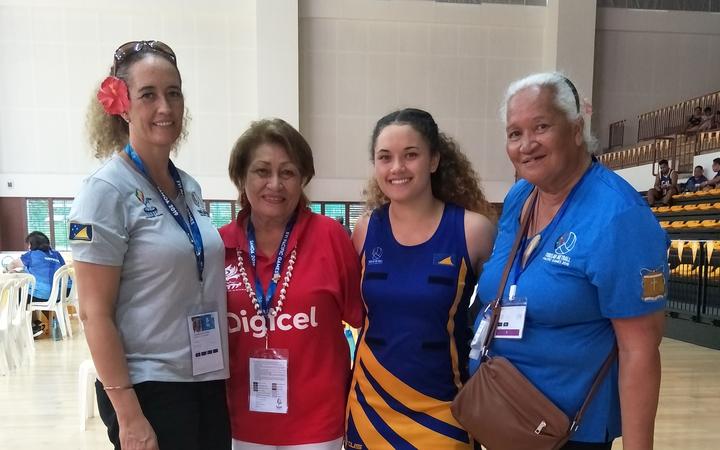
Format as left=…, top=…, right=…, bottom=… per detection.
left=70, top=41, right=230, bottom=450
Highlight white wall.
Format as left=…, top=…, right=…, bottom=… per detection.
left=299, top=0, right=547, bottom=203
left=593, top=8, right=720, bottom=151
left=0, top=0, right=258, bottom=199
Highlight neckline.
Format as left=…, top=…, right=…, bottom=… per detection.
left=385, top=202, right=449, bottom=249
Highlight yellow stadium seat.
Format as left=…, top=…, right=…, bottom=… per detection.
left=698, top=203, right=714, bottom=210
left=685, top=220, right=702, bottom=228
left=670, top=205, right=684, bottom=212
left=683, top=204, right=699, bottom=211
left=708, top=188, right=720, bottom=195
left=659, top=221, right=670, bottom=228
left=700, top=220, right=720, bottom=228
left=656, top=206, right=671, bottom=213
left=670, top=221, right=686, bottom=229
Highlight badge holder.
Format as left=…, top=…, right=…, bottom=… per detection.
left=495, top=294, right=527, bottom=340
left=187, top=312, right=224, bottom=376
left=249, top=345, right=289, bottom=414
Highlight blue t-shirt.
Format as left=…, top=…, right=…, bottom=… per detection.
left=21, top=249, right=66, bottom=300
left=469, top=162, right=668, bottom=443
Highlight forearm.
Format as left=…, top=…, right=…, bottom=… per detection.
left=618, top=348, right=661, bottom=450
left=83, top=314, right=143, bottom=424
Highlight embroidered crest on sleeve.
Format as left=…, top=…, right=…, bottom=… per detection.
left=641, top=268, right=666, bottom=302
left=69, top=222, right=93, bottom=243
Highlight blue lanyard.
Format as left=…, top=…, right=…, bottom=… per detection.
left=124, top=144, right=205, bottom=282
left=246, top=214, right=296, bottom=316
left=510, top=162, right=594, bottom=289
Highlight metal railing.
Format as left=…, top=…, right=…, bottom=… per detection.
left=597, top=131, right=720, bottom=172
left=638, top=91, right=720, bottom=142
left=608, top=119, right=625, bottom=150
left=667, top=240, right=720, bottom=326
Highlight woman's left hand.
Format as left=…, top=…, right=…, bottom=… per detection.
left=612, top=310, right=665, bottom=450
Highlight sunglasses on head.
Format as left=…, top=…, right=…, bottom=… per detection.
left=113, top=40, right=176, bottom=74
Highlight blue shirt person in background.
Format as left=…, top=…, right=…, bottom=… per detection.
left=683, top=165, right=707, bottom=192
left=9, top=231, right=67, bottom=336
left=470, top=73, right=667, bottom=450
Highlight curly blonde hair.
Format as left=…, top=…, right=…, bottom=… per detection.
left=364, top=108, right=496, bottom=221
left=85, top=43, right=188, bottom=159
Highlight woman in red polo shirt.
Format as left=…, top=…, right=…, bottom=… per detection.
left=220, top=118, right=364, bottom=450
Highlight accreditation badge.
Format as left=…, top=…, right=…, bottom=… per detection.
left=495, top=296, right=528, bottom=339
left=187, top=311, right=224, bottom=375
left=249, top=348, right=289, bottom=414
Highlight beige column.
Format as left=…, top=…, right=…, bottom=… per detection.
left=256, top=0, right=300, bottom=127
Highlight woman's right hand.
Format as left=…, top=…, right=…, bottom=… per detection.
left=119, top=414, right=159, bottom=450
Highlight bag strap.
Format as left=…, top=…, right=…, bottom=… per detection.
left=482, top=189, right=538, bottom=351
left=570, top=344, right=618, bottom=432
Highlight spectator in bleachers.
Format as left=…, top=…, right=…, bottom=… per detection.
left=685, top=106, right=703, bottom=133
left=698, top=106, right=714, bottom=132
left=698, top=158, right=720, bottom=190
left=647, top=159, right=678, bottom=206
left=684, top=165, right=708, bottom=192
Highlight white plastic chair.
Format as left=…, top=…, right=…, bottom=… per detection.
left=11, top=274, right=36, bottom=361
left=78, top=358, right=98, bottom=430
left=0, top=278, right=15, bottom=375
left=28, top=264, right=72, bottom=339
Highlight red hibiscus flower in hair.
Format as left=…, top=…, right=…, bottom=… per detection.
left=97, top=76, right=130, bottom=115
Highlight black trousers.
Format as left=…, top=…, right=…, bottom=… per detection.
left=96, top=379, right=231, bottom=450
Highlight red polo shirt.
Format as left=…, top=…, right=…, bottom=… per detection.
left=220, top=207, right=364, bottom=445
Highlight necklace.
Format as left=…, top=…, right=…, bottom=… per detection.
left=236, top=247, right=296, bottom=316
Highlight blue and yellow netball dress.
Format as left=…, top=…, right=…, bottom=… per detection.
left=345, top=203, right=476, bottom=450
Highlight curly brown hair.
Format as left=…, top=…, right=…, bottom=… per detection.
left=85, top=42, right=188, bottom=159
left=364, top=108, right=495, bottom=221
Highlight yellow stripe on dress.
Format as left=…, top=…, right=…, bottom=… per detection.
left=348, top=389, right=394, bottom=449
left=446, top=259, right=468, bottom=391
left=355, top=341, right=461, bottom=427
left=354, top=356, right=470, bottom=449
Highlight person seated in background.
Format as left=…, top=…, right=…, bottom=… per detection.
left=647, top=159, right=678, bottom=206
left=8, top=231, right=67, bottom=337
left=698, top=158, right=720, bottom=191
left=686, top=106, right=703, bottom=133
left=683, top=165, right=708, bottom=192
left=698, top=106, right=714, bottom=131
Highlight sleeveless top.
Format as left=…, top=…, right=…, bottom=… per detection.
left=345, top=203, right=476, bottom=450
left=659, top=169, right=675, bottom=190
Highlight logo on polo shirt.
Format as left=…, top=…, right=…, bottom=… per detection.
left=135, top=189, right=163, bottom=219
left=225, top=264, right=244, bottom=292
left=368, top=246, right=383, bottom=265
left=191, top=192, right=210, bottom=217
left=542, top=231, right=577, bottom=266
left=227, top=307, right=319, bottom=338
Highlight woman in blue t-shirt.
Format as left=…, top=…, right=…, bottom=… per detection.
left=9, top=231, right=67, bottom=335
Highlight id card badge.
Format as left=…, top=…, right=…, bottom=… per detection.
left=249, top=348, right=289, bottom=414
left=494, top=296, right=527, bottom=339
left=469, top=303, right=493, bottom=360
left=187, top=312, right=224, bottom=375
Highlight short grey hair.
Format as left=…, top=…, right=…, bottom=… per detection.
left=500, top=72, right=598, bottom=154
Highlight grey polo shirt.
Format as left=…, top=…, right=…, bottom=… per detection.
left=69, top=154, right=229, bottom=384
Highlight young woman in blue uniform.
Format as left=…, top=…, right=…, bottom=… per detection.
left=345, top=108, right=496, bottom=449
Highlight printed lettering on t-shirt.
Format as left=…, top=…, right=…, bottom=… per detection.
left=227, top=307, right=319, bottom=338
left=543, top=231, right=577, bottom=267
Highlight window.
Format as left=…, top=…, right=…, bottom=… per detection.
left=207, top=201, right=234, bottom=228
left=309, top=203, right=322, bottom=214
left=348, top=203, right=366, bottom=232
left=25, top=198, right=73, bottom=250
left=26, top=199, right=51, bottom=239
left=52, top=199, right=73, bottom=251
left=323, top=203, right=347, bottom=223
